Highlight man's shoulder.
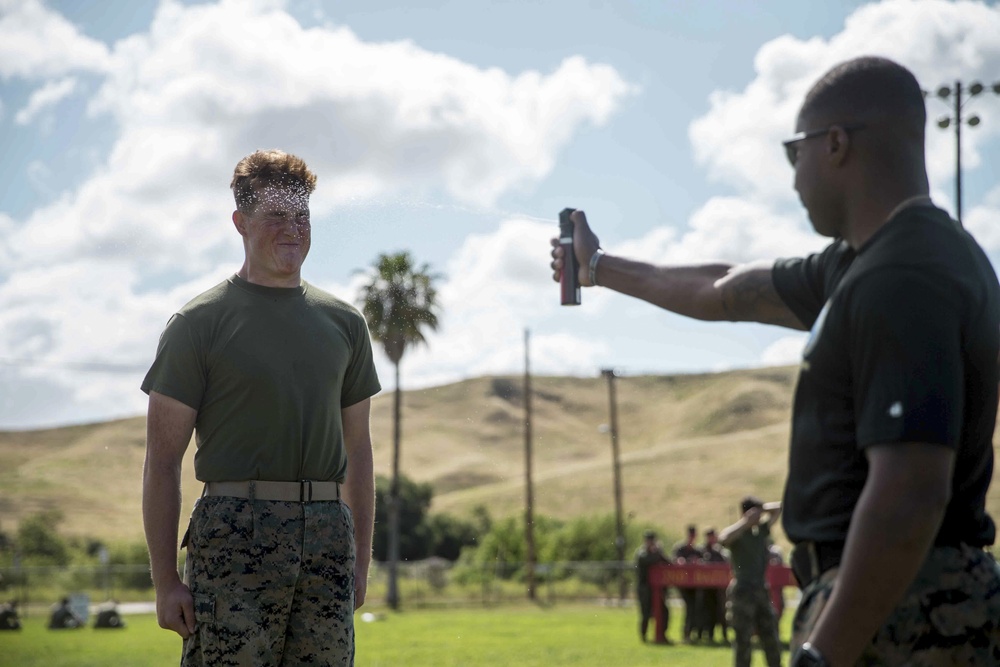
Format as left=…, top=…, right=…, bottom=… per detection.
left=304, top=282, right=364, bottom=317
left=175, top=276, right=236, bottom=318
left=847, top=208, right=998, bottom=303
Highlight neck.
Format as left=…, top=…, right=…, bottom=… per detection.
left=840, top=184, right=931, bottom=249
left=238, top=262, right=302, bottom=288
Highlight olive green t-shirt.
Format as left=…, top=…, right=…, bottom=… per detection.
left=141, top=275, right=381, bottom=482
left=728, top=523, right=770, bottom=587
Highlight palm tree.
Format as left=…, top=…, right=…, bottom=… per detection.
left=357, top=251, right=440, bottom=610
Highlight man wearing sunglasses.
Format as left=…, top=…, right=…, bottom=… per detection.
left=551, top=56, right=1000, bottom=666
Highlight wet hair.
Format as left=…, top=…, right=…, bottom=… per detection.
left=230, top=149, right=317, bottom=214
left=799, top=56, right=926, bottom=131
left=740, top=495, right=764, bottom=514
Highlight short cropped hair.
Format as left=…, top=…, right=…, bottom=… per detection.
left=230, top=149, right=317, bottom=213
left=800, top=56, right=926, bottom=128
left=740, top=496, right=764, bottom=514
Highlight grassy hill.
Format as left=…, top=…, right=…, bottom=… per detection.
left=2, top=366, right=998, bottom=553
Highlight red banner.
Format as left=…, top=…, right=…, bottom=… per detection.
left=649, top=563, right=798, bottom=645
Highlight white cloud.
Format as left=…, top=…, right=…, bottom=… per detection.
left=690, top=0, right=1000, bottom=207
left=963, top=184, right=1000, bottom=254
left=615, top=196, right=826, bottom=266
left=0, top=0, right=111, bottom=79
left=15, top=76, right=77, bottom=124
left=758, top=335, right=807, bottom=367
left=374, top=218, right=611, bottom=387
left=2, top=0, right=633, bottom=275
left=0, top=1, right=633, bottom=427
left=3, top=0, right=1000, bottom=429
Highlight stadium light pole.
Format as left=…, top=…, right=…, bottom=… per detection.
left=601, top=368, right=628, bottom=603
left=925, top=79, right=1000, bottom=226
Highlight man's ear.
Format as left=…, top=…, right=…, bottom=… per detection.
left=233, top=210, right=247, bottom=236
left=828, top=125, right=852, bottom=167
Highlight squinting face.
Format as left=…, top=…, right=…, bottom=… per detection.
left=238, top=184, right=311, bottom=282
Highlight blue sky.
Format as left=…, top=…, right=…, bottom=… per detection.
left=1, top=0, right=999, bottom=429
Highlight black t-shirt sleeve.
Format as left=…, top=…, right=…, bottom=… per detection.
left=847, top=268, right=964, bottom=449
left=772, top=251, right=830, bottom=329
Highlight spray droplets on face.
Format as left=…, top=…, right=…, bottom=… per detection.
left=239, top=179, right=313, bottom=286
left=245, top=181, right=312, bottom=238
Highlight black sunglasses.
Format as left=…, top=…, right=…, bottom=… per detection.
left=782, top=123, right=866, bottom=166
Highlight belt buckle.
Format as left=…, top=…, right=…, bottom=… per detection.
left=299, top=480, right=313, bottom=503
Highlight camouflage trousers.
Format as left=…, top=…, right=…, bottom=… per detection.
left=181, top=496, right=356, bottom=667
left=726, top=582, right=782, bottom=667
left=791, top=544, right=1000, bottom=666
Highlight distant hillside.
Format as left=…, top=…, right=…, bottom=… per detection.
left=2, top=366, right=998, bottom=554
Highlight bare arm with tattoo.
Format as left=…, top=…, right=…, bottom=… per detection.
left=549, top=209, right=805, bottom=330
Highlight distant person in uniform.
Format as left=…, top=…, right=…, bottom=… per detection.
left=699, top=528, right=729, bottom=644
left=767, top=543, right=786, bottom=622
left=634, top=530, right=672, bottom=644
left=0, top=601, right=21, bottom=630
left=672, top=524, right=704, bottom=643
left=142, top=150, right=381, bottom=666
left=720, top=497, right=783, bottom=667
left=48, top=597, right=84, bottom=629
left=94, top=599, right=125, bottom=629
left=550, top=55, right=1000, bottom=665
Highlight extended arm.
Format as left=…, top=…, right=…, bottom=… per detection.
left=805, top=443, right=953, bottom=666
left=718, top=507, right=761, bottom=549
left=142, top=391, right=197, bottom=638
left=549, top=209, right=805, bottom=330
left=342, top=397, right=375, bottom=610
left=761, top=501, right=782, bottom=527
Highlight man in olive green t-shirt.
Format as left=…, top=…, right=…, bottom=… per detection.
left=719, top=496, right=783, bottom=667
left=141, top=150, right=381, bottom=667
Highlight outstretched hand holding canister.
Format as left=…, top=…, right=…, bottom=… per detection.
left=552, top=208, right=603, bottom=300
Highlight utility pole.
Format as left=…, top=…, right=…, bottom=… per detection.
left=524, top=329, right=537, bottom=601
left=601, top=368, right=627, bottom=602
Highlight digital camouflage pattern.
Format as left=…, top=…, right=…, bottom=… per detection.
left=726, top=582, right=782, bottom=667
left=791, top=545, right=1000, bottom=666
left=182, top=496, right=356, bottom=667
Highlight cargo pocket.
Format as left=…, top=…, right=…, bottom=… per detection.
left=193, top=593, right=215, bottom=624
left=181, top=593, right=217, bottom=666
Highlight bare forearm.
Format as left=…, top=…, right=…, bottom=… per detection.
left=809, top=484, right=944, bottom=665
left=718, top=517, right=751, bottom=548
left=595, top=254, right=803, bottom=329
left=142, top=459, right=183, bottom=589
left=343, top=439, right=375, bottom=576
left=596, top=255, right=735, bottom=320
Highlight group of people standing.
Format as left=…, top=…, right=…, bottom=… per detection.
left=635, top=497, right=785, bottom=667
left=634, top=524, right=731, bottom=645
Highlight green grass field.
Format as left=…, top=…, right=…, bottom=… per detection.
left=0, top=604, right=795, bottom=667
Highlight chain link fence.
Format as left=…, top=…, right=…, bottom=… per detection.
left=1, top=560, right=651, bottom=615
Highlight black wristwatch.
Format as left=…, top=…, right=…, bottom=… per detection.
left=792, top=642, right=830, bottom=667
